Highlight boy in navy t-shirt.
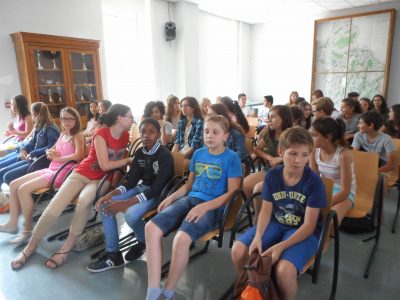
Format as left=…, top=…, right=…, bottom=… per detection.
left=232, top=127, right=326, bottom=300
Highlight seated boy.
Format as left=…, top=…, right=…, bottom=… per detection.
left=145, top=115, right=242, bottom=300
left=352, top=110, right=397, bottom=174
left=87, top=118, right=174, bottom=272
left=312, top=97, right=334, bottom=120
left=231, top=127, right=327, bottom=300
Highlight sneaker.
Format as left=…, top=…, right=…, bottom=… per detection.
left=87, top=251, right=124, bottom=273
left=125, top=241, right=146, bottom=262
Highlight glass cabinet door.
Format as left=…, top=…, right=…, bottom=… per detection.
left=32, top=48, right=67, bottom=118
left=70, top=51, right=98, bottom=117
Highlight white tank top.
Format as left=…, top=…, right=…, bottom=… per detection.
left=316, top=146, right=356, bottom=194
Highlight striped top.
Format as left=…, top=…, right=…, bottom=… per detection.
left=315, top=146, right=356, bottom=195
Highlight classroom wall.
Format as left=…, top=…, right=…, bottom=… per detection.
left=249, top=1, right=400, bottom=106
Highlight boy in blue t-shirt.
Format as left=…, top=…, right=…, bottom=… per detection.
left=145, top=115, right=242, bottom=300
left=231, top=127, right=326, bottom=300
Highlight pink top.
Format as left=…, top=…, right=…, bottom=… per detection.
left=13, top=116, right=26, bottom=141
left=37, top=134, right=77, bottom=187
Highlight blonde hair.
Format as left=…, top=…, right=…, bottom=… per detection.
left=31, top=102, right=55, bottom=129
left=279, top=127, right=313, bottom=151
left=204, top=115, right=229, bottom=133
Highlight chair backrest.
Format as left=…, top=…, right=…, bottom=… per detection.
left=387, top=138, right=400, bottom=187
left=129, top=123, right=140, bottom=145
left=352, top=150, right=379, bottom=214
left=171, top=151, right=186, bottom=177
left=300, top=176, right=333, bottom=275
left=246, top=125, right=256, bottom=139
left=246, top=117, right=258, bottom=127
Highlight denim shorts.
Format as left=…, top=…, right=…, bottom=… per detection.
left=151, top=196, right=223, bottom=241
left=333, top=183, right=355, bottom=207
left=238, top=221, right=319, bottom=274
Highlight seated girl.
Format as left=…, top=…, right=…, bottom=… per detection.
left=145, top=115, right=242, bottom=300
left=372, top=94, right=389, bottom=123
left=0, top=102, right=60, bottom=194
left=338, top=98, right=362, bottom=142
left=10, top=104, right=133, bottom=270
left=0, top=107, right=85, bottom=244
left=310, top=117, right=356, bottom=224
left=385, top=104, right=400, bottom=138
left=172, top=97, right=204, bottom=159
left=243, top=105, right=293, bottom=220
left=297, top=100, right=312, bottom=130
left=87, top=118, right=174, bottom=272
left=143, top=101, right=173, bottom=146
left=220, top=96, right=250, bottom=135
left=83, top=100, right=100, bottom=143
left=165, top=95, right=180, bottom=131
left=0, top=95, right=33, bottom=157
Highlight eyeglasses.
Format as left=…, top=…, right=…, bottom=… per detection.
left=180, top=104, right=190, bottom=108
left=61, top=117, right=76, bottom=123
left=195, top=163, right=222, bottom=179
left=125, top=115, right=134, bottom=120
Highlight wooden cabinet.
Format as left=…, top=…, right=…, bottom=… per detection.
left=11, top=32, right=103, bottom=125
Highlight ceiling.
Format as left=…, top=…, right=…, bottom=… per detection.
left=181, top=0, right=400, bottom=23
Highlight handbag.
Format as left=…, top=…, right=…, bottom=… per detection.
left=234, top=251, right=281, bottom=300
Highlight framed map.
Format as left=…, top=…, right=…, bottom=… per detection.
left=311, top=9, right=396, bottom=107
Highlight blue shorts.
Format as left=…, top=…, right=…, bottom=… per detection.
left=333, top=183, right=355, bottom=207
left=151, top=196, right=223, bottom=241
left=238, top=221, right=319, bottom=274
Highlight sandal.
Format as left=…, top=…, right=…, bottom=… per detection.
left=46, top=251, right=72, bottom=269
left=11, top=250, right=35, bottom=271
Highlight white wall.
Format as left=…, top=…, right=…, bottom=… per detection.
left=250, top=2, right=400, bottom=107
left=0, top=0, right=106, bottom=133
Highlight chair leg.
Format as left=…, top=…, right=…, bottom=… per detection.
left=330, top=214, right=339, bottom=300
left=391, top=187, right=400, bottom=233
left=219, top=282, right=235, bottom=300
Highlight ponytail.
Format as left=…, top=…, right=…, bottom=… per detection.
left=220, top=96, right=249, bottom=133
left=312, top=117, right=347, bottom=148
left=98, top=104, right=130, bottom=127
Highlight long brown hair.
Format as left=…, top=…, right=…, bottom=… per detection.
left=31, top=102, right=55, bottom=129
left=60, top=107, right=81, bottom=136
left=165, top=95, right=180, bottom=123
left=180, top=96, right=203, bottom=120
left=209, top=103, right=244, bottom=135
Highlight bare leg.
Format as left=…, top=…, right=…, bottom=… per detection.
left=275, top=259, right=298, bottom=300
left=18, top=177, right=49, bottom=232
left=231, top=241, right=250, bottom=274
left=145, top=221, right=164, bottom=288
left=332, top=199, right=353, bottom=226
left=0, top=173, right=38, bottom=230
left=165, top=231, right=192, bottom=290
left=242, top=172, right=265, bottom=200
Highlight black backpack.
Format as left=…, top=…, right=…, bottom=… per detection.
left=340, top=215, right=375, bottom=234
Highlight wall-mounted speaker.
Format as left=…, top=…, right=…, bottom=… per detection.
left=165, top=22, right=176, bottom=41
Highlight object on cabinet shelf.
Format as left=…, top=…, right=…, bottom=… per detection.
left=36, top=50, right=43, bottom=70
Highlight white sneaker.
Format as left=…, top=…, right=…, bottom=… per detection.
left=8, top=231, right=32, bottom=245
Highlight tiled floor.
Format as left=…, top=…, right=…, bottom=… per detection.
left=0, top=188, right=399, bottom=300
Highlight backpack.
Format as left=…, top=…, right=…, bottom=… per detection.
left=234, top=251, right=281, bottom=300
left=74, top=223, right=104, bottom=252
left=340, top=215, right=376, bottom=234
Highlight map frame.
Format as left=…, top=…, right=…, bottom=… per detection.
left=311, top=9, right=396, bottom=107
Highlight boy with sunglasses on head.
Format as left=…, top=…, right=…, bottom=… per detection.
left=145, top=115, right=242, bottom=300
left=231, top=127, right=327, bottom=300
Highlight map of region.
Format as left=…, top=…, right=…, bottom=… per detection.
left=314, top=12, right=392, bottom=107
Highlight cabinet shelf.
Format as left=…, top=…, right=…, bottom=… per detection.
left=74, top=84, right=96, bottom=87
left=36, top=68, right=63, bottom=72
left=39, top=84, right=65, bottom=87
left=72, top=69, right=94, bottom=72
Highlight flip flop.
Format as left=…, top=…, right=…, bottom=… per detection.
left=46, top=251, right=71, bottom=269
left=11, top=250, right=35, bottom=271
